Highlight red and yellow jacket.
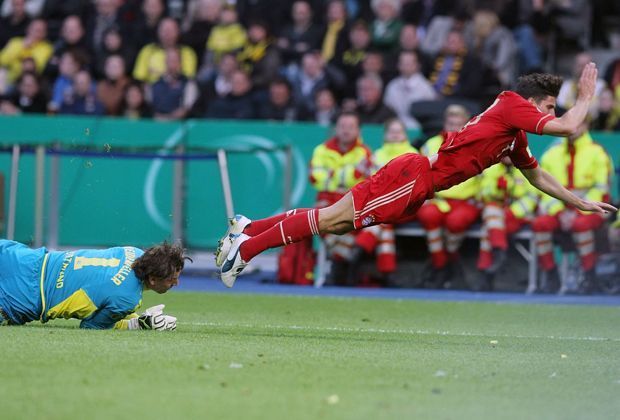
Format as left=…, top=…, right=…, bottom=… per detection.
left=309, top=137, right=372, bottom=204
left=372, top=140, right=419, bottom=170
left=538, top=132, right=613, bottom=216
left=480, top=163, right=538, bottom=219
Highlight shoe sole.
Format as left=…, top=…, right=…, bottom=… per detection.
left=215, top=218, right=248, bottom=267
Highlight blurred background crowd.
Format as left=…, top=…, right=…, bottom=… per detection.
left=1, top=0, right=620, bottom=133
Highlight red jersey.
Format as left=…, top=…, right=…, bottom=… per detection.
left=431, top=91, right=554, bottom=191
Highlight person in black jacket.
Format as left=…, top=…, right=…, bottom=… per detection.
left=256, top=77, right=298, bottom=121
left=0, top=71, right=47, bottom=114
left=206, top=69, right=255, bottom=119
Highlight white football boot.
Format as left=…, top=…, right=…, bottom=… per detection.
left=214, top=214, right=252, bottom=267
left=220, top=233, right=250, bottom=288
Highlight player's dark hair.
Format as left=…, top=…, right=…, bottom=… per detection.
left=133, top=242, right=191, bottom=282
left=515, top=73, right=563, bottom=101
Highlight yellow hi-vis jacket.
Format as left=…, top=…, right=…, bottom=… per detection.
left=480, top=163, right=538, bottom=219
left=421, top=133, right=480, bottom=212
left=538, top=131, right=614, bottom=216
left=372, top=140, right=419, bottom=170
left=309, top=137, right=372, bottom=194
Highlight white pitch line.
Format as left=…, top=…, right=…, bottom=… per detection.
left=183, top=321, right=620, bottom=343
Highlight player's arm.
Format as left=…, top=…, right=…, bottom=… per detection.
left=80, top=304, right=176, bottom=331
left=520, top=166, right=617, bottom=214
left=542, top=62, right=597, bottom=136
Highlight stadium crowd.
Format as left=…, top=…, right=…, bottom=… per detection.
left=0, top=0, right=619, bottom=129
left=0, top=0, right=619, bottom=294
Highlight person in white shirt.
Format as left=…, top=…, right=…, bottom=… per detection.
left=383, top=50, right=437, bottom=129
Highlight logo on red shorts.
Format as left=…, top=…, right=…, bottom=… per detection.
left=361, top=215, right=375, bottom=226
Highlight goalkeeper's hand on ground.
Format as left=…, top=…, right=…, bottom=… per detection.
left=133, top=304, right=177, bottom=331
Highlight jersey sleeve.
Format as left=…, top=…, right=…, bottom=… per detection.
left=509, top=132, right=538, bottom=170
left=502, top=93, right=555, bottom=134
left=79, top=307, right=132, bottom=329
left=79, top=294, right=140, bottom=330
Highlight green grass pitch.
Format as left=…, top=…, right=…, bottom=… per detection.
left=1, top=291, right=619, bottom=420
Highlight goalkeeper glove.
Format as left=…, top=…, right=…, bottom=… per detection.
left=136, top=304, right=177, bottom=331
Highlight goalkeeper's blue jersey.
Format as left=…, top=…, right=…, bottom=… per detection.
left=0, top=240, right=144, bottom=329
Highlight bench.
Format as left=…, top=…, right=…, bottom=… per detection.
left=314, top=222, right=538, bottom=293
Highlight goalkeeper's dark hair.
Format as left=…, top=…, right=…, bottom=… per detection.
left=133, top=242, right=191, bottom=281
left=515, top=73, right=563, bottom=101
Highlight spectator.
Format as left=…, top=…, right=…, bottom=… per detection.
left=557, top=52, right=607, bottom=119
left=321, top=0, right=349, bottom=62
left=96, top=55, right=129, bottom=115
left=393, top=23, right=431, bottom=75
left=86, top=0, right=127, bottom=56
left=351, top=73, right=395, bottom=124
left=48, top=49, right=85, bottom=112
left=591, top=89, right=620, bottom=132
left=1, top=0, right=44, bottom=18
left=133, top=0, right=166, bottom=50
left=277, top=1, right=323, bottom=76
left=133, top=17, right=197, bottom=83
left=309, top=112, right=372, bottom=285
left=510, top=0, right=549, bottom=74
left=301, top=88, right=339, bottom=126
left=332, top=20, right=372, bottom=98
left=236, top=20, right=281, bottom=91
left=45, top=15, right=88, bottom=79
left=206, top=69, right=255, bottom=119
left=147, top=48, right=198, bottom=120
left=0, top=71, right=47, bottom=114
left=427, top=29, right=483, bottom=99
left=235, top=0, right=290, bottom=32
left=361, top=50, right=391, bottom=85
left=383, top=50, right=437, bottom=129
left=290, top=51, right=345, bottom=114
left=0, top=19, right=52, bottom=83
left=0, top=0, right=30, bottom=49
left=93, top=26, right=135, bottom=79
left=401, top=0, right=455, bottom=30
left=40, top=0, right=91, bottom=40
left=59, top=69, right=104, bottom=116
left=193, top=52, right=238, bottom=115
left=370, top=0, right=402, bottom=53
left=466, top=9, right=516, bottom=87
left=205, top=6, right=247, bottom=66
left=532, top=120, right=614, bottom=294
left=120, top=81, right=152, bottom=119
left=603, top=56, right=620, bottom=97
left=256, top=78, right=298, bottom=121
left=420, top=9, right=470, bottom=57
left=182, top=0, right=222, bottom=61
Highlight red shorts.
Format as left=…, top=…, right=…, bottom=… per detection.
left=351, top=153, right=434, bottom=229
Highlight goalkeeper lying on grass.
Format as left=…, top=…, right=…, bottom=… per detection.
left=0, top=240, right=189, bottom=330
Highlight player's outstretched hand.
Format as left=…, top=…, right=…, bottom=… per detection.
left=138, top=304, right=177, bottom=331
left=577, top=200, right=618, bottom=214
left=577, top=62, right=598, bottom=102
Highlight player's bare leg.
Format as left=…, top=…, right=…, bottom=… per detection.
left=219, top=194, right=355, bottom=287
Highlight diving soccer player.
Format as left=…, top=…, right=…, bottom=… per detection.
left=216, top=63, right=617, bottom=287
left=0, top=240, right=188, bottom=330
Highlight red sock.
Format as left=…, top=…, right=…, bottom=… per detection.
left=240, top=208, right=320, bottom=261
left=243, top=208, right=312, bottom=236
